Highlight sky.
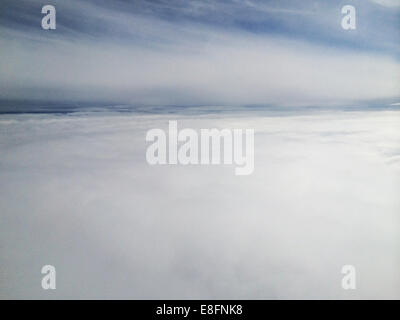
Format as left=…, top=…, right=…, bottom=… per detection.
left=1, top=1, right=399, bottom=299
left=0, top=0, right=399, bottom=106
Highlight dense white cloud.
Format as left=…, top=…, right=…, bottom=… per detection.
left=0, top=110, right=399, bottom=298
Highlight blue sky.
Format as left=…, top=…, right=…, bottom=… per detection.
left=0, top=0, right=399, bottom=106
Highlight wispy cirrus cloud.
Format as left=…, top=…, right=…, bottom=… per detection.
left=370, top=0, right=400, bottom=7
left=0, top=0, right=399, bottom=106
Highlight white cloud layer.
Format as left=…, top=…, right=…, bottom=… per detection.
left=0, top=110, right=399, bottom=298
